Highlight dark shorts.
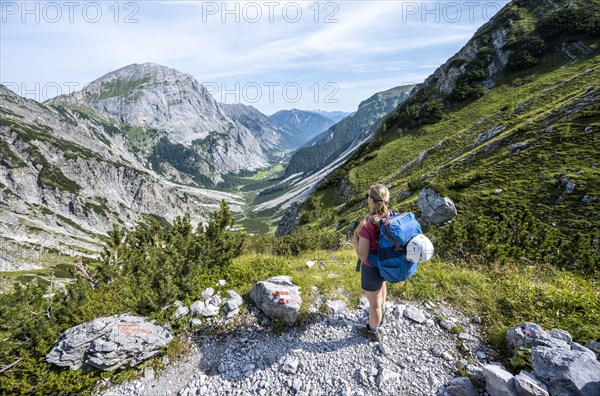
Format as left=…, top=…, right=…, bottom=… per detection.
left=361, top=263, right=385, bottom=292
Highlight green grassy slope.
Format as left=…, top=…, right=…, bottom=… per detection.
left=297, top=0, right=599, bottom=274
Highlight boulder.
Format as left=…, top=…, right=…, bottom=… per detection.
left=532, top=346, right=600, bottom=396
left=505, top=322, right=569, bottom=354
left=208, top=295, right=222, bottom=307
left=376, top=368, right=401, bottom=390
left=548, top=329, right=572, bottom=344
left=403, top=306, right=426, bottom=324
left=274, top=202, right=300, bottom=237
left=281, top=356, right=299, bottom=374
left=417, top=188, right=457, bottom=225
left=514, top=371, right=549, bottom=396
left=249, top=276, right=302, bottom=326
left=201, top=304, right=220, bottom=317
left=172, top=301, right=189, bottom=319
left=225, top=290, right=243, bottom=312
left=201, top=296, right=221, bottom=317
left=482, top=364, right=517, bottom=396
left=190, top=300, right=206, bottom=316
left=586, top=341, right=600, bottom=351
left=445, top=376, right=478, bottom=396
left=466, top=364, right=485, bottom=383
left=200, top=288, right=215, bottom=301
left=440, top=320, right=457, bottom=332
left=559, top=177, right=576, bottom=194
left=571, top=342, right=597, bottom=359
left=46, top=314, right=172, bottom=371
left=581, top=194, right=598, bottom=204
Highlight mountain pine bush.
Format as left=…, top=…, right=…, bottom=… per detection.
left=434, top=205, right=599, bottom=274
left=0, top=201, right=245, bottom=394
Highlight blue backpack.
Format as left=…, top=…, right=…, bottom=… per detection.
left=367, top=212, right=422, bottom=283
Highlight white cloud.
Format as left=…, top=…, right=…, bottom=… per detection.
left=1, top=0, right=511, bottom=113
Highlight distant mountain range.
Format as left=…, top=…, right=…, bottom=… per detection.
left=284, top=86, right=413, bottom=177
left=0, top=83, right=245, bottom=270
left=252, top=85, right=414, bottom=214
left=0, top=62, right=361, bottom=269
left=268, top=109, right=340, bottom=147
left=308, top=110, right=350, bottom=123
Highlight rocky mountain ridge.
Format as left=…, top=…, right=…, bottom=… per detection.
left=97, top=292, right=493, bottom=396
left=285, top=0, right=599, bottom=244
left=49, top=63, right=270, bottom=181
left=0, top=84, right=243, bottom=271
left=284, top=85, right=413, bottom=178
left=220, top=103, right=305, bottom=157
left=251, top=86, right=413, bottom=219
left=94, top=288, right=600, bottom=396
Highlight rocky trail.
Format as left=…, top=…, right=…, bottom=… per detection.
left=99, top=299, right=493, bottom=396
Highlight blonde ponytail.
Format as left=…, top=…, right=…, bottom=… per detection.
left=367, top=184, right=390, bottom=226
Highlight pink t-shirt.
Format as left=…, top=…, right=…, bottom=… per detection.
left=358, top=213, right=391, bottom=267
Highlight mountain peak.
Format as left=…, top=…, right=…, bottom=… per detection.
left=89, top=63, right=193, bottom=88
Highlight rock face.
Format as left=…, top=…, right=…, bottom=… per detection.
left=418, top=188, right=458, bottom=225
left=221, top=103, right=293, bottom=151
left=249, top=276, right=302, bottom=326
left=46, top=314, right=172, bottom=371
left=225, top=290, right=243, bottom=312
left=473, top=125, right=507, bottom=146
left=274, top=202, right=301, bottom=237
left=532, top=346, right=600, bottom=396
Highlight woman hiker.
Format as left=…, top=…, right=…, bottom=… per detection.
left=353, top=183, right=391, bottom=342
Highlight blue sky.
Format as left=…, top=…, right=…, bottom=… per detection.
left=1, top=0, right=510, bottom=115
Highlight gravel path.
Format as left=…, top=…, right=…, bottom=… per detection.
left=99, top=299, right=493, bottom=396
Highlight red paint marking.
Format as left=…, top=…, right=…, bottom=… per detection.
left=118, top=323, right=153, bottom=338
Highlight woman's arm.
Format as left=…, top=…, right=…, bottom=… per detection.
left=356, top=236, right=370, bottom=261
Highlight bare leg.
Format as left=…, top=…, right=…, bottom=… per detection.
left=382, top=282, right=387, bottom=310
left=365, top=289, right=384, bottom=330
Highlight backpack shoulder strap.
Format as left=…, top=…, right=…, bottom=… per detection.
left=381, top=212, right=410, bottom=252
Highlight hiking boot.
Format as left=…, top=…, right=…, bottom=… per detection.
left=356, top=324, right=381, bottom=342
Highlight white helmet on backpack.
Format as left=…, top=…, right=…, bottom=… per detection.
left=405, top=234, right=434, bottom=263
